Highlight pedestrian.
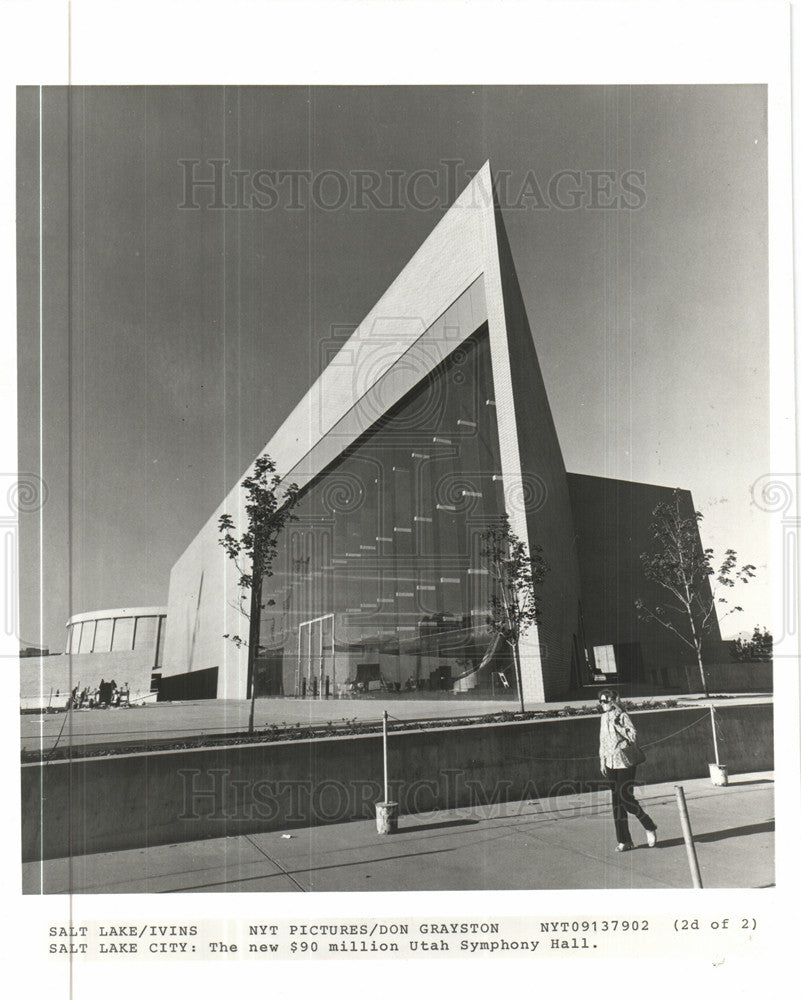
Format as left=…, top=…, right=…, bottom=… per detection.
left=598, top=688, right=658, bottom=852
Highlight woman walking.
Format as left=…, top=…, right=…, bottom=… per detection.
left=598, top=688, right=658, bottom=852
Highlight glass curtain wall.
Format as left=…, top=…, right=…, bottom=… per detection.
left=258, top=326, right=516, bottom=699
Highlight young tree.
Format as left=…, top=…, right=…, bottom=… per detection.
left=218, top=455, right=299, bottom=732
left=635, top=491, right=756, bottom=698
left=480, top=516, right=549, bottom=713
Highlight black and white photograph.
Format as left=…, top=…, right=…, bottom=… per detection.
left=17, top=80, right=777, bottom=892
left=2, top=0, right=798, bottom=994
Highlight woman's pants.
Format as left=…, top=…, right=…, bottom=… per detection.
left=608, top=767, right=656, bottom=844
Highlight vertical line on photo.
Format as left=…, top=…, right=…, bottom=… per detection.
left=37, top=83, right=44, bottom=896
left=618, top=90, right=625, bottom=483
left=221, top=87, right=228, bottom=699
left=144, top=89, right=150, bottom=638
left=602, top=87, right=611, bottom=480
left=66, top=8, right=78, bottom=977
left=307, top=85, right=314, bottom=469
left=68, top=71, right=77, bottom=939
left=236, top=89, right=242, bottom=489
left=627, top=86, right=633, bottom=485
left=612, top=85, right=620, bottom=483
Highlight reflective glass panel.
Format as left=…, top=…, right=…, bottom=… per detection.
left=259, top=327, right=517, bottom=700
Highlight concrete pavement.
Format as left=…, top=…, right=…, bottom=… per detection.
left=23, top=771, right=774, bottom=893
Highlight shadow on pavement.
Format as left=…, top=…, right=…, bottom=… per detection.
left=724, top=778, right=774, bottom=787
left=166, top=844, right=461, bottom=892
left=655, top=819, right=774, bottom=849
left=397, top=819, right=481, bottom=834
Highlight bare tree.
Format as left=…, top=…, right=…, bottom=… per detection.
left=481, top=516, right=549, bottom=713
left=218, top=455, right=299, bottom=732
left=635, top=491, right=756, bottom=697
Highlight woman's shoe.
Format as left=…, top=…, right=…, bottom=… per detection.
left=646, top=828, right=658, bottom=848
left=616, top=842, right=634, bottom=852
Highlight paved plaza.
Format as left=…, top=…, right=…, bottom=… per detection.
left=23, top=771, right=774, bottom=893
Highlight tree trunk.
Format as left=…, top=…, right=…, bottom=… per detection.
left=247, top=573, right=263, bottom=734
left=692, top=640, right=718, bottom=763
left=248, top=688, right=256, bottom=734
left=511, top=641, right=525, bottom=714
left=683, top=594, right=709, bottom=698
left=709, top=704, right=721, bottom=765
left=695, top=648, right=710, bottom=699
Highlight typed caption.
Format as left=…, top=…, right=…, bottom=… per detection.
left=47, top=915, right=760, bottom=962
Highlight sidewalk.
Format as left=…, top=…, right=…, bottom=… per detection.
left=23, top=772, right=774, bottom=893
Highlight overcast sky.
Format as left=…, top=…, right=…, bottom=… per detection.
left=17, top=85, right=769, bottom=650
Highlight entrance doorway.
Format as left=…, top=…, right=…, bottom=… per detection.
left=296, top=613, right=335, bottom=698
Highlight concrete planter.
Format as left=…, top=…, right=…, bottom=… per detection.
left=709, top=762, right=729, bottom=786
left=376, top=801, right=399, bottom=834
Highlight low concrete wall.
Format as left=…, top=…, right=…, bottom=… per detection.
left=655, top=661, right=773, bottom=694
left=21, top=702, right=773, bottom=862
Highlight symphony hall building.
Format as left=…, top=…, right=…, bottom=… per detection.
left=158, top=163, right=718, bottom=705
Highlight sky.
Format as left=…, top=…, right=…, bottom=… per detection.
left=17, top=85, right=770, bottom=651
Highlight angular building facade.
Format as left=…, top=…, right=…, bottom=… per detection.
left=160, top=163, right=715, bottom=704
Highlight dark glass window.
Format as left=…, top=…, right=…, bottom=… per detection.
left=259, top=327, right=515, bottom=699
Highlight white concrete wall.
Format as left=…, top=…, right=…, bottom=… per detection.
left=19, top=651, right=155, bottom=705
left=489, top=207, right=583, bottom=701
